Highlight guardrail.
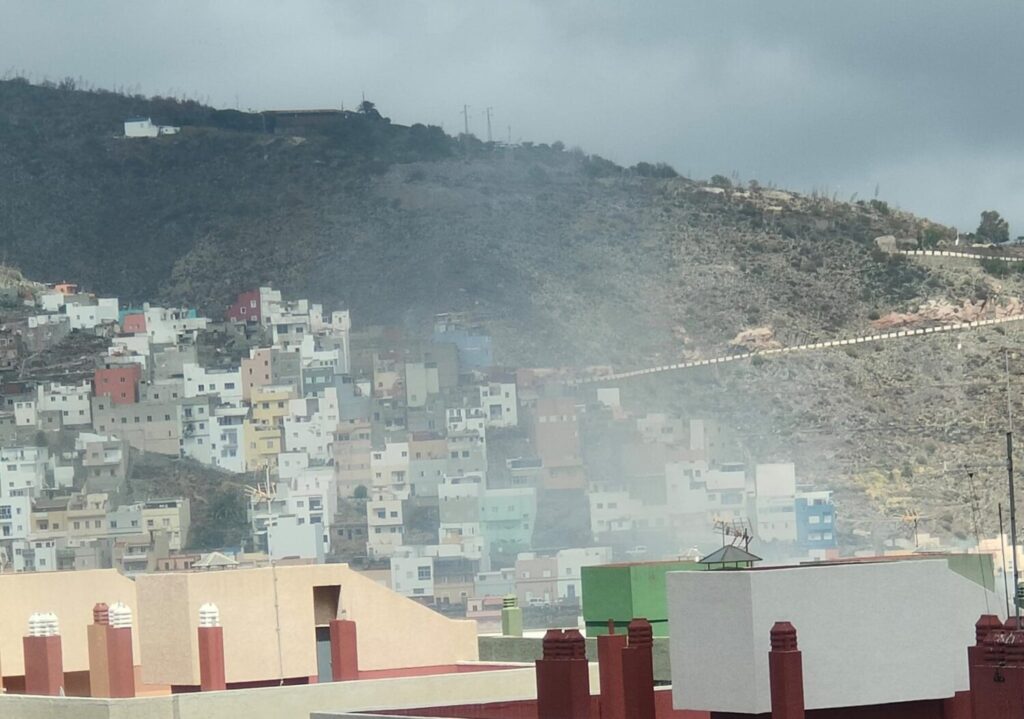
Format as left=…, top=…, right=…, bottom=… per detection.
left=571, top=313, right=1024, bottom=385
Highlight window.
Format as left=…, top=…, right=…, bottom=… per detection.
left=0, top=505, right=10, bottom=519
left=418, top=566, right=432, bottom=580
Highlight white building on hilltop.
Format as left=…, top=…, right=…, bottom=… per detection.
left=124, top=117, right=180, bottom=138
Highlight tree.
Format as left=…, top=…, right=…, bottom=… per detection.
left=710, top=174, right=732, bottom=189
left=977, top=210, right=1010, bottom=244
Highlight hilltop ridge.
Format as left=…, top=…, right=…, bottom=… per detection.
left=5, top=78, right=1024, bottom=539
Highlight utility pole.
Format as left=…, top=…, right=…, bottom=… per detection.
left=485, top=106, right=493, bottom=143
left=1008, top=431, right=1019, bottom=621
left=1009, top=350, right=1020, bottom=620
left=462, top=104, right=470, bottom=136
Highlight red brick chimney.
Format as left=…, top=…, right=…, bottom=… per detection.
left=969, top=614, right=1024, bottom=718
left=329, top=618, right=359, bottom=681
left=768, top=621, right=804, bottom=719
left=536, top=628, right=590, bottom=719
left=597, top=619, right=627, bottom=719
left=106, top=602, right=136, bottom=698
left=23, top=613, right=63, bottom=696
left=621, top=618, right=656, bottom=719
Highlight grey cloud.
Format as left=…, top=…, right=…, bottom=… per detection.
left=1, top=0, right=1021, bottom=232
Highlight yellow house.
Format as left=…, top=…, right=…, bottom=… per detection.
left=250, top=384, right=295, bottom=427
left=140, top=498, right=191, bottom=551
left=244, top=420, right=282, bottom=471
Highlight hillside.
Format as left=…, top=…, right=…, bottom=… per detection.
left=4, top=78, right=1024, bottom=541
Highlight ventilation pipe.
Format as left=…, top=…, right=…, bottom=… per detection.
left=198, top=602, right=227, bottom=691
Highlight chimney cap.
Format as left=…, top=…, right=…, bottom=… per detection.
left=108, top=602, right=132, bottom=629
left=199, top=602, right=221, bottom=628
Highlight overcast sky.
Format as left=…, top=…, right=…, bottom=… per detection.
left=3, top=0, right=1021, bottom=232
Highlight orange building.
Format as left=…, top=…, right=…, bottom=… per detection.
left=530, top=397, right=585, bottom=490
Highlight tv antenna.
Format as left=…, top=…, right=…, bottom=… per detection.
left=713, top=517, right=753, bottom=551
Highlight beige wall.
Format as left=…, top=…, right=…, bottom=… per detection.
left=0, top=569, right=140, bottom=677
left=136, top=564, right=478, bottom=687
left=0, top=665, right=600, bottom=719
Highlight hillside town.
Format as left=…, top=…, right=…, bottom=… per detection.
left=0, top=278, right=845, bottom=613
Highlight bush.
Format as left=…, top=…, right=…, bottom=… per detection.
left=980, top=257, right=1011, bottom=278
left=710, top=174, right=733, bottom=189
left=869, top=199, right=890, bottom=215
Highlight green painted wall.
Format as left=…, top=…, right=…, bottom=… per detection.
left=944, top=553, right=995, bottom=592
left=581, top=561, right=704, bottom=637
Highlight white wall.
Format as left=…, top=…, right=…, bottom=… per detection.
left=37, top=383, right=92, bottom=427
left=480, top=382, right=518, bottom=428
left=183, top=363, right=243, bottom=405
left=667, top=559, right=1001, bottom=714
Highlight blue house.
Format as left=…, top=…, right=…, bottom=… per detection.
left=795, top=491, right=837, bottom=550
left=432, top=316, right=493, bottom=370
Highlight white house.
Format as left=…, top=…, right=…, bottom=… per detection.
left=366, top=493, right=404, bottom=559
left=37, top=381, right=92, bottom=427
left=0, top=447, right=48, bottom=499
left=754, top=463, right=798, bottom=543
left=370, top=442, right=411, bottom=499
left=479, top=380, right=518, bottom=428
left=38, top=291, right=66, bottom=313
left=390, top=547, right=435, bottom=599
left=555, top=546, right=612, bottom=602
left=13, top=399, right=37, bottom=428
left=0, top=495, right=32, bottom=549
left=210, top=405, right=247, bottom=474
left=668, top=559, right=1001, bottom=715
left=588, top=488, right=642, bottom=537
left=143, top=305, right=208, bottom=344
left=182, top=363, right=243, bottom=406
left=124, top=117, right=180, bottom=138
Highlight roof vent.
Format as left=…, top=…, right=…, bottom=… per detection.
left=28, top=612, right=59, bottom=637
left=199, top=603, right=221, bottom=628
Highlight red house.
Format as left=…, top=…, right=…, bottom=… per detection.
left=122, top=313, right=147, bottom=334
left=226, top=289, right=261, bottom=324
left=94, top=365, right=142, bottom=405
